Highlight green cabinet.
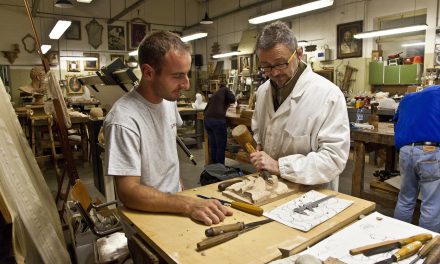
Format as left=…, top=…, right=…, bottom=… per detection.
left=384, top=66, right=399, bottom=84
left=400, top=64, right=421, bottom=84
left=369, top=62, right=422, bottom=85
left=369, top=61, right=384, bottom=85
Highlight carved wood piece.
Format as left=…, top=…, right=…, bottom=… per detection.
left=222, top=174, right=300, bottom=205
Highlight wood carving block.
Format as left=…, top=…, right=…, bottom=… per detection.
left=222, top=174, right=299, bottom=206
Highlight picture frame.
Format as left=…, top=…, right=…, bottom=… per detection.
left=66, top=75, right=84, bottom=94
left=83, top=52, right=100, bottom=71
left=238, top=55, right=252, bottom=75
left=65, top=20, right=81, bottom=40
left=110, top=54, right=125, bottom=64
left=337, top=21, right=363, bottom=59
left=67, top=60, right=80, bottom=72
left=128, top=18, right=149, bottom=50
left=108, top=25, right=125, bottom=50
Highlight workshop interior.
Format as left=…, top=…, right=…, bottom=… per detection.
left=1, top=0, right=440, bottom=263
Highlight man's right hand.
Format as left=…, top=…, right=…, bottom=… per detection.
left=186, top=198, right=233, bottom=226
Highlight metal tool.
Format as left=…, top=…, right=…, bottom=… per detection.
left=374, top=241, right=423, bottom=264
left=197, top=225, right=259, bottom=251
left=293, top=195, right=336, bottom=215
left=176, top=135, right=197, bottom=165
left=205, top=218, right=273, bottom=237
left=196, top=195, right=263, bottom=216
left=350, top=233, right=432, bottom=256
left=409, top=235, right=440, bottom=264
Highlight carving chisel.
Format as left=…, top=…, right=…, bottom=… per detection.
left=421, top=237, right=440, bottom=264
left=218, top=179, right=243, bottom=191
left=409, top=235, right=440, bottom=264
left=350, top=233, right=432, bottom=256
left=197, top=225, right=259, bottom=251
left=374, top=241, right=423, bottom=264
left=196, top=194, right=263, bottom=216
left=205, top=218, right=273, bottom=237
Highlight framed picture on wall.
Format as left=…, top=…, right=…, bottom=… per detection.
left=83, top=52, right=100, bottom=71
left=65, top=20, right=81, bottom=40
left=128, top=18, right=149, bottom=50
left=110, top=54, right=125, bottom=63
left=108, top=25, right=125, bottom=50
left=238, top=55, right=252, bottom=75
left=67, top=60, right=80, bottom=72
left=66, top=75, right=84, bottom=94
left=337, top=21, right=363, bottom=59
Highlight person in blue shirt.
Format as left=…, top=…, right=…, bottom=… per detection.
left=393, top=85, right=440, bottom=232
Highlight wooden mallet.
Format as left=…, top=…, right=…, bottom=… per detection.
left=231, top=125, right=272, bottom=181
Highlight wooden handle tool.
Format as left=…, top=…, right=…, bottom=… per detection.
left=197, top=225, right=259, bottom=251
left=231, top=125, right=272, bottom=182
left=205, top=222, right=245, bottom=237
left=374, top=241, right=423, bottom=264
left=218, top=179, right=243, bottom=191
left=409, top=235, right=440, bottom=264
left=196, top=195, right=264, bottom=216
left=422, top=237, right=440, bottom=264
left=350, top=233, right=432, bottom=256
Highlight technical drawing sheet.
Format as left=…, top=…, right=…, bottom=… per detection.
left=264, top=190, right=353, bottom=232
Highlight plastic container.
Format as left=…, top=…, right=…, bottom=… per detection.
left=356, top=108, right=364, bottom=123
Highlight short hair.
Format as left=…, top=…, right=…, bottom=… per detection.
left=138, top=31, right=192, bottom=74
left=30, top=67, right=44, bottom=80
left=256, top=21, right=297, bottom=52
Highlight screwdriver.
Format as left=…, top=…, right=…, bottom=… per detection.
left=408, top=235, right=440, bottom=264
left=374, top=241, right=423, bottom=264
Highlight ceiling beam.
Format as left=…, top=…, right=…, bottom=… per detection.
left=108, top=0, right=146, bottom=24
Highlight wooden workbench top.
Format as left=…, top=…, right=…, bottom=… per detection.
left=119, top=183, right=375, bottom=264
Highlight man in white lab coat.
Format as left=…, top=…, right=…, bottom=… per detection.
left=250, top=21, right=350, bottom=191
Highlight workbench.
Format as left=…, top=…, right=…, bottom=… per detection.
left=178, top=107, right=204, bottom=149
left=351, top=122, right=397, bottom=206
left=119, top=183, right=375, bottom=263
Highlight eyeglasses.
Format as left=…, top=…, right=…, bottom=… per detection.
left=259, top=50, right=297, bottom=73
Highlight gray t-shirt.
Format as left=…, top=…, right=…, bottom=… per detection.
left=104, top=88, right=183, bottom=193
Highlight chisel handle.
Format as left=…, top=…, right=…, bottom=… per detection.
left=419, top=235, right=440, bottom=258
left=401, top=233, right=432, bottom=246
left=197, top=231, right=240, bottom=251
left=218, top=179, right=242, bottom=191
left=231, top=201, right=264, bottom=216
left=395, top=241, right=423, bottom=261
left=205, top=222, right=245, bottom=237
left=423, top=238, right=440, bottom=264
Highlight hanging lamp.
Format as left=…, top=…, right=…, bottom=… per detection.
left=55, top=0, right=73, bottom=8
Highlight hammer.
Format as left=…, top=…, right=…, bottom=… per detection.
left=231, top=125, right=272, bottom=182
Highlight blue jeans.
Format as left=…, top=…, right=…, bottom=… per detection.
left=394, top=145, right=440, bottom=232
left=204, top=118, right=227, bottom=164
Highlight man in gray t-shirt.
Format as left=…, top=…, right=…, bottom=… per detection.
left=104, top=31, right=232, bottom=226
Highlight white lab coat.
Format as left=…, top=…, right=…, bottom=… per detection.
left=252, top=66, right=350, bottom=191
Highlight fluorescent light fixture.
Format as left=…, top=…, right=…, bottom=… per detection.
left=354, top=24, right=428, bottom=39
left=40, top=45, right=52, bottom=54
left=49, top=20, right=72, bottom=39
left=129, top=50, right=138, bottom=56
left=60, top=56, right=98, bottom=61
left=401, top=42, right=426, bottom=47
left=181, top=32, right=208, bottom=42
left=77, top=0, right=92, bottom=3
left=249, top=0, right=334, bottom=24
left=212, top=51, right=241, bottom=59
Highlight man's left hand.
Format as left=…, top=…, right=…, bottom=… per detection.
left=249, top=150, right=280, bottom=176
